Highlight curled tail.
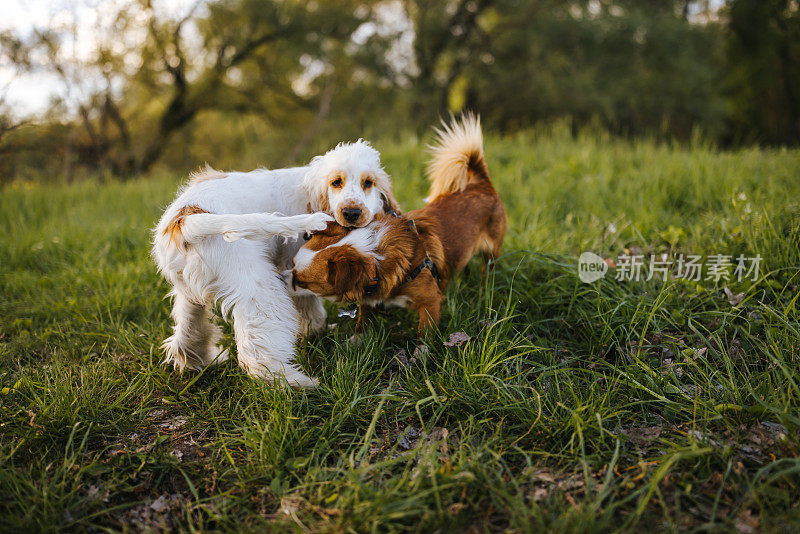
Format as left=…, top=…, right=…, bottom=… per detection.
left=426, top=113, right=489, bottom=201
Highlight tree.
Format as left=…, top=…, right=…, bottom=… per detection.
left=407, top=0, right=494, bottom=120
left=725, top=0, right=800, bottom=144
left=409, top=0, right=726, bottom=138
left=1, top=0, right=374, bottom=176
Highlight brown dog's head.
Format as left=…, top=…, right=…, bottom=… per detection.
left=287, top=221, right=382, bottom=301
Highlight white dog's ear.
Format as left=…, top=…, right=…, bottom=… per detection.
left=368, top=165, right=398, bottom=215
left=376, top=171, right=400, bottom=215
left=302, top=157, right=330, bottom=213
left=380, top=193, right=401, bottom=216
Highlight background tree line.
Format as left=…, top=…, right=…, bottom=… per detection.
left=0, top=0, right=798, bottom=183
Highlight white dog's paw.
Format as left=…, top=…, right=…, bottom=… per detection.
left=206, top=347, right=231, bottom=366
left=222, top=231, right=244, bottom=243
left=281, top=367, right=320, bottom=389
left=161, top=335, right=205, bottom=371
left=303, top=212, right=334, bottom=233
left=243, top=360, right=319, bottom=389
left=288, top=373, right=320, bottom=389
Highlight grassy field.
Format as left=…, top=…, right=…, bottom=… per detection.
left=2, top=127, right=799, bottom=532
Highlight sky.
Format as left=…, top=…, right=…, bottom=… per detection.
left=0, top=0, right=195, bottom=117
left=1, top=0, right=101, bottom=116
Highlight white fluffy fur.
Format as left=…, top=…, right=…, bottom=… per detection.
left=328, top=225, right=387, bottom=257
left=152, top=141, right=391, bottom=388
left=182, top=212, right=333, bottom=244
left=303, top=140, right=396, bottom=225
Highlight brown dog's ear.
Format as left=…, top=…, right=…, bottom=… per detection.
left=328, top=257, right=354, bottom=297
left=327, top=248, right=371, bottom=299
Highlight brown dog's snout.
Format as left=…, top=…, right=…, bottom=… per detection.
left=342, top=207, right=362, bottom=224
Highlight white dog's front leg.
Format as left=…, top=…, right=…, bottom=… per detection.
left=232, top=300, right=319, bottom=388
left=226, top=265, right=318, bottom=388
left=162, top=286, right=230, bottom=371
left=293, top=294, right=327, bottom=335
left=181, top=212, right=333, bottom=244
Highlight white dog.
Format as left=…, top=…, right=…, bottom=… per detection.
left=152, top=140, right=399, bottom=387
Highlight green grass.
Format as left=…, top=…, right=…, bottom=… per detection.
left=2, top=126, right=799, bottom=532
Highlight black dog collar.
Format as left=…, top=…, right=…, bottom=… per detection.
left=402, top=257, right=439, bottom=285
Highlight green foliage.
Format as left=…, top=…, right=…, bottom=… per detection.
left=462, top=1, right=727, bottom=139
left=2, top=132, right=799, bottom=531
left=725, top=0, right=800, bottom=144
left=1, top=0, right=798, bottom=184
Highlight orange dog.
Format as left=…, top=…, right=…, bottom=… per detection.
left=287, top=114, right=507, bottom=333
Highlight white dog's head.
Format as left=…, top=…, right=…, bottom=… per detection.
left=302, top=140, right=400, bottom=227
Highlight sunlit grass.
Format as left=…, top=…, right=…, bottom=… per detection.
left=1, top=128, right=799, bottom=531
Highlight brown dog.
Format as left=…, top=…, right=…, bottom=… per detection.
left=287, top=114, right=507, bottom=334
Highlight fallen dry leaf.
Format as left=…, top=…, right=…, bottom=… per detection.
left=531, top=470, right=555, bottom=483
left=412, top=344, right=429, bottom=359
left=724, top=287, right=744, bottom=306
left=443, top=332, right=471, bottom=347
left=620, top=426, right=662, bottom=451
left=428, top=427, right=449, bottom=441
left=532, top=487, right=548, bottom=502
left=393, top=348, right=410, bottom=368
left=397, top=427, right=420, bottom=450
left=448, top=503, right=467, bottom=515
left=150, top=495, right=171, bottom=513
left=160, top=417, right=188, bottom=431
left=279, top=496, right=303, bottom=516
left=735, top=509, right=759, bottom=533
left=347, top=333, right=364, bottom=346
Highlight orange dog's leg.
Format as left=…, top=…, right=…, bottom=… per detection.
left=415, top=301, right=441, bottom=336
left=413, top=284, right=444, bottom=336
left=356, top=303, right=376, bottom=333
left=481, top=200, right=507, bottom=282
left=356, top=302, right=365, bottom=332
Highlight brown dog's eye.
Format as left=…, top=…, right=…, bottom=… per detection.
left=331, top=178, right=343, bottom=188
left=363, top=179, right=373, bottom=189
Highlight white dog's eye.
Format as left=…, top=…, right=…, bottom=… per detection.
left=331, top=177, right=343, bottom=188
left=363, top=179, right=373, bottom=189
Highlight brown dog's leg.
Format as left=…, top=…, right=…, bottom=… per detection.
left=415, top=302, right=440, bottom=335
left=481, top=229, right=505, bottom=282
left=414, top=284, right=443, bottom=336
left=356, top=302, right=375, bottom=333
left=481, top=200, right=507, bottom=282
left=356, top=302, right=365, bottom=332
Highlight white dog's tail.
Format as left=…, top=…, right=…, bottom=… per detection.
left=426, top=113, right=489, bottom=201
left=163, top=208, right=332, bottom=250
